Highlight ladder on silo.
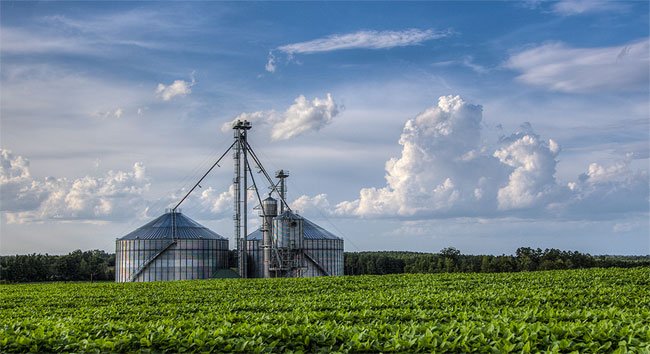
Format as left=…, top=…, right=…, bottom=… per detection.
left=129, top=239, right=177, bottom=282
left=303, top=251, right=331, bottom=276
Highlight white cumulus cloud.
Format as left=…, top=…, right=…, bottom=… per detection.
left=0, top=149, right=47, bottom=213
left=336, top=95, right=497, bottom=217
left=221, top=111, right=272, bottom=131
left=199, top=185, right=235, bottom=215
left=156, top=74, right=196, bottom=101
left=560, top=159, right=649, bottom=217
left=271, top=94, right=340, bottom=140
left=222, top=94, right=341, bottom=141
left=1, top=149, right=150, bottom=223
left=506, top=38, right=649, bottom=93
left=334, top=95, right=648, bottom=220
left=290, top=194, right=331, bottom=215
left=494, top=132, right=560, bottom=210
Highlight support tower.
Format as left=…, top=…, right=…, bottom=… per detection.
left=233, top=120, right=252, bottom=278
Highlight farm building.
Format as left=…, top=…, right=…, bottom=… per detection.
left=246, top=200, right=344, bottom=278
left=115, top=211, right=229, bottom=282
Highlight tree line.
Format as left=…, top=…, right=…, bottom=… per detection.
left=1, top=247, right=648, bottom=282
left=0, top=250, right=114, bottom=283
left=344, top=247, right=650, bottom=275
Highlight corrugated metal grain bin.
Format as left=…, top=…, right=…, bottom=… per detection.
left=115, top=211, right=229, bottom=282
left=247, top=216, right=343, bottom=277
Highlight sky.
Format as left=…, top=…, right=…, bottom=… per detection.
left=1, top=1, right=648, bottom=256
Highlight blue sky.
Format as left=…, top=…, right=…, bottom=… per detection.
left=1, top=1, right=648, bottom=255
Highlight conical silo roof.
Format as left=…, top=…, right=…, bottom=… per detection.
left=118, top=211, right=226, bottom=240
left=302, top=218, right=342, bottom=240
left=247, top=215, right=341, bottom=241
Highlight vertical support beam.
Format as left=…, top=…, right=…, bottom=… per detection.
left=233, top=131, right=242, bottom=276
left=262, top=214, right=272, bottom=278
left=233, top=120, right=251, bottom=278
left=242, top=136, right=249, bottom=277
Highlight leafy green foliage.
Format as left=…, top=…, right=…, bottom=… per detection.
left=344, top=248, right=650, bottom=275
left=0, top=250, right=114, bottom=282
left=1, top=268, right=648, bottom=352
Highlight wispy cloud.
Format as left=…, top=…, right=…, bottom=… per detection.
left=278, top=29, right=449, bottom=54
left=265, top=51, right=277, bottom=73
left=506, top=38, right=649, bottom=93
left=0, top=27, right=96, bottom=55
left=432, top=56, right=489, bottom=74
left=43, top=10, right=183, bottom=35
left=266, top=28, right=451, bottom=72
left=552, top=0, right=627, bottom=15
left=94, top=107, right=124, bottom=119
left=0, top=9, right=192, bottom=56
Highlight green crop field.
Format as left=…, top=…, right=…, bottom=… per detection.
left=1, top=267, right=648, bottom=353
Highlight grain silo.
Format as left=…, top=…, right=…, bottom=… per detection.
left=246, top=173, right=344, bottom=278
left=228, top=121, right=344, bottom=278
left=247, top=211, right=344, bottom=278
left=115, top=210, right=229, bottom=282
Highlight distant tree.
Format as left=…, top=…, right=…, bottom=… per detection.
left=515, top=247, right=542, bottom=271
left=440, top=247, right=461, bottom=259
left=480, top=256, right=491, bottom=273
left=56, top=250, right=83, bottom=281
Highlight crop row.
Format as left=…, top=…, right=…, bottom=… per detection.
left=1, top=267, right=649, bottom=352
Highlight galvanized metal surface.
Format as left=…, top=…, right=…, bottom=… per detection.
left=303, top=238, right=344, bottom=277
left=115, top=212, right=229, bottom=282
left=273, top=211, right=304, bottom=250
left=246, top=241, right=264, bottom=278
left=247, top=215, right=344, bottom=277
left=118, top=212, right=227, bottom=240
left=116, top=238, right=229, bottom=282
left=233, top=120, right=252, bottom=278
left=260, top=196, right=278, bottom=279
left=247, top=216, right=342, bottom=242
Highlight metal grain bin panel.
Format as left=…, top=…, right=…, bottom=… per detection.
left=115, top=212, right=229, bottom=282
left=246, top=215, right=344, bottom=278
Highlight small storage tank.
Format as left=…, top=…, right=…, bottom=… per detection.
left=273, top=211, right=304, bottom=249
left=115, top=211, right=229, bottom=282
left=260, top=197, right=278, bottom=218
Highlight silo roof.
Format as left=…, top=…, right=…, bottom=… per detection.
left=118, top=212, right=227, bottom=240
left=303, top=218, right=342, bottom=240
left=247, top=216, right=342, bottom=241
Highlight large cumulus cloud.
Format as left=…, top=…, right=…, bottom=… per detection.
left=1, top=149, right=150, bottom=223
left=323, top=95, right=648, bottom=219
left=493, top=126, right=561, bottom=210
left=335, top=95, right=504, bottom=217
